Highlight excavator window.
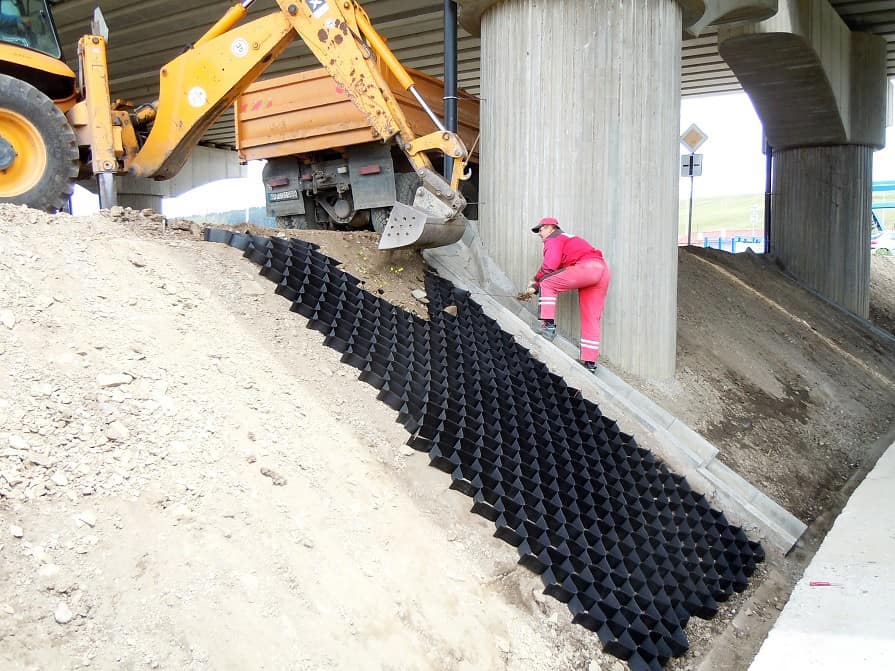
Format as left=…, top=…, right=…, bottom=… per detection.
left=0, top=0, right=62, bottom=59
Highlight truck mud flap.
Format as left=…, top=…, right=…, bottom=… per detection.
left=378, top=201, right=466, bottom=251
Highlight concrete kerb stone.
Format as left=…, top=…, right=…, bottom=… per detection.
left=423, top=232, right=807, bottom=554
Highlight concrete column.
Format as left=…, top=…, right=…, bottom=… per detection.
left=719, top=1, right=888, bottom=319
left=115, top=191, right=164, bottom=212
left=772, top=145, right=873, bottom=316
left=476, top=0, right=682, bottom=379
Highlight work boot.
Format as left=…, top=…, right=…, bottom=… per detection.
left=538, top=321, right=556, bottom=341
left=582, top=361, right=598, bottom=373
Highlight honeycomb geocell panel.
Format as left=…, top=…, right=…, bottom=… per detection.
left=204, top=230, right=765, bottom=671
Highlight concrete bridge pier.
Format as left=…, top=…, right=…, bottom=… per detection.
left=114, top=181, right=164, bottom=212
left=457, top=0, right=777, bottom=380
left=772, top=145, right=874, bottom=316
left=459, top=0, right=685, bottom=379
left=719, top=3, right=889, bottom=319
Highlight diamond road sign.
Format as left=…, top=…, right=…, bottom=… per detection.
left=680, top=123, right=708, bottom=153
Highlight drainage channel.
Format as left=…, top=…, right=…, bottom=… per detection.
left=205, top=229, right=764, bottom=671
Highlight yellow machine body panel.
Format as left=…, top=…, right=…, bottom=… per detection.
left=0, top=42, right=74, bottom=81
left=128, top=12, right=296, bottom=179
left=0, top=42, right=76, bottom=110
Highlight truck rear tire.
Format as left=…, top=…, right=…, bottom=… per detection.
left=395, top=172, right=422, bottom=206
left=370, top=172, right=422, bottom=234
left=0, top=74, right=78, bottom=212
left=460, top=179, right=478, bottom=220
left=371, top=207, right=389, bottom=233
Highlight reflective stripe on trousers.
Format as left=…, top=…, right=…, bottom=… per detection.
left=538, top=258, right=611, bottom=363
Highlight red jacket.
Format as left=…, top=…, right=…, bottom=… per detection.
left=534, top=231, right=603, bottom=283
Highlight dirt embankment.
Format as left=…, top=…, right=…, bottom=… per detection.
left=630, top=247, right=895, bottom=524
left=1, top=206, right=620, bottom=671
left=870, top=255, right=895, bottom=333
left=2, top=205, right=893, bottom=671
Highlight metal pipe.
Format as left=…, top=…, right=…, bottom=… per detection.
left=443, top=0, right=458, bottom=180
left=764, top=141, right=773, bottom=254
left=687, top=155, right=695, bottom=246
left=409, top=86, right=446, bottom=132
left=97, top=173, right=117, bottom=209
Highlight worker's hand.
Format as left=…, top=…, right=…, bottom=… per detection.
left=526, top=283, right=538, bottom=296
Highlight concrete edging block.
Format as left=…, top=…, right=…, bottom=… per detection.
left=665, top=419, right=720, bottom=466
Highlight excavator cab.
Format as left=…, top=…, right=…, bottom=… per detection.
left=0, top=0, right=75, bottom=107
left=0, top=0, right=62, bottom=57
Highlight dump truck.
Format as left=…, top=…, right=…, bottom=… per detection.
left=235, top=66, right=479, bottom=232
left=0, top=0, right=472, bottom=251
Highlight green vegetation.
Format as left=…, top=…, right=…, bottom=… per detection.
left=678, top=193, right=765, bottom=237
left=679, top=192, right=895, bottom=239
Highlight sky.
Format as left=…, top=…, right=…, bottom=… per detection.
left=71, top=86, right=895, bottom=216
left=681, top=88, right=895, bottom=199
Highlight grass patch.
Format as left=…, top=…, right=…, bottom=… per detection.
left=679, top=193, right=765, bottom=236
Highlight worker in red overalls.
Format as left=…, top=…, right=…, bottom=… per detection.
left=524, top=217, right=611, bottom=372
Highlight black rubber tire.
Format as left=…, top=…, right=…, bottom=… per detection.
left=395, top=172, right=422, bottom=206
left=459, top=179, right=478, bottom=220
left=0, top=74, right=78, bottom=212
left=393, top=172, right=476, bottom=219
left=371, top=207, right=389, bottom=233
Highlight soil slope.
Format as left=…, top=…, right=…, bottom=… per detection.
left=632, top=248, right=895, bottom=524
left=2, top=206, right=894, bottom=671
left=0, top=207, right=606, bottom=671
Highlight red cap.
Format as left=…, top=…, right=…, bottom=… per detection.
left=531, top=217, right=559, bottom=233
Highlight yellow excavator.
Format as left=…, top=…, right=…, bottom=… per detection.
left=0, top=0, right=470, bottom=250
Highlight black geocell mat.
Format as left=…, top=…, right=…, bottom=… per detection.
left=205, top=229, right=764, bottom=671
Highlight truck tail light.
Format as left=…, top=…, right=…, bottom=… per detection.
left=359, top=165, right=381, bottom=176
left=267, top=177, right=290, bottom=188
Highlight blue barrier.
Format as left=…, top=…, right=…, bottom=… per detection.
left=703, top=236, right=764, bottom=253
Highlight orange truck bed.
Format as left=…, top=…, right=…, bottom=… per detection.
left=235, top=66, right=479, bottom=164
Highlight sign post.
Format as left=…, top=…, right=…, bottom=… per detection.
left=680, top=124, right=708, bottom=246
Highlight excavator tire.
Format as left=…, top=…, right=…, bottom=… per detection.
left=0, top=74, right=78, bottom=212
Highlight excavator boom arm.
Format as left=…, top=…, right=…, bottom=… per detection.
left=112, top=0, right=468, bottom=249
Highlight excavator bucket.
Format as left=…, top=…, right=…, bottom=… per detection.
left=378, top=188, right=467, bottom=251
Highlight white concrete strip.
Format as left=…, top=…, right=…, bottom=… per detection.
left=749, top=442, right=895, bottom=671
left=424, top=231, right=807, bottom=553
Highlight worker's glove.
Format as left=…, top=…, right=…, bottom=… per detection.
left=516, top=284, right=538, bottom=302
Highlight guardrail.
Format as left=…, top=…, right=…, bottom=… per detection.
left=702, top=235, right=764, bottom=253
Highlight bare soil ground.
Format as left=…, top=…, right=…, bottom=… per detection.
left=870, top=254, right=895, bottom=333
left=0, top=207, right=609, bottom=671
left=2, top=206, right=893, bottom=671
left=629, top=248, right=895, bottom=525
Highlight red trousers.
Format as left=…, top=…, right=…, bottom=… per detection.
left=538, top=258, right=611, bottom=363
